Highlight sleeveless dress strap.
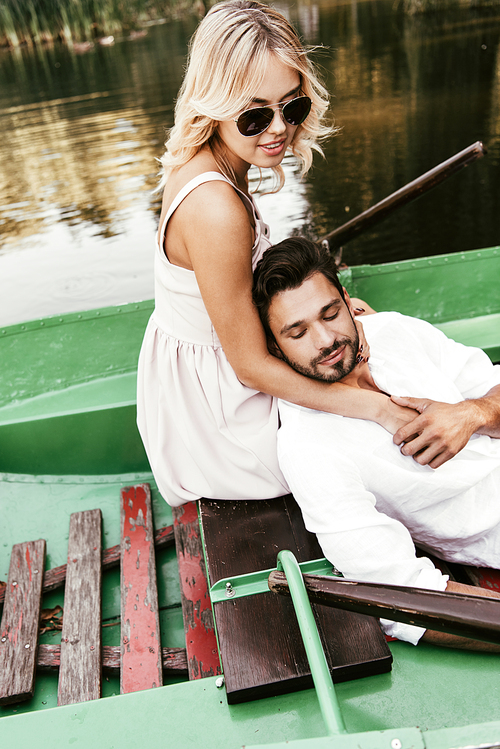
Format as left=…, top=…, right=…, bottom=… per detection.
left=159, top=171, right=239, bottom=244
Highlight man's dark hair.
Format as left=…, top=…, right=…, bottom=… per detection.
left=252, top=237, right=345, bottom=337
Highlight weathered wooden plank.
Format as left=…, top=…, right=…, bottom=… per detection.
left=0, top=523, right=174, bottom=607
left=120, top=484, right=163, bottom=693
left=172, top=502, right=221, bottom=680
left=58, top=510, right=102, bottom=706
left=199, top=496, right=392, bottom=704
left=37, top=644, right=188, bottom=674
left=0, top=540, right=46, bottom=705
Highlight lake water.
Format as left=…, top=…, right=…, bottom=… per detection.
left=1, top=0, right=500, bottom=326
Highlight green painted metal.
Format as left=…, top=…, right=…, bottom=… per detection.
left=276, top=551, right=347, bottom=737
left=246, top=725, right=426, bottom=749
left=0, top=301, right=153, bottom=475
left=209, top=557, right=341, bottom=604
left=246, top=721, right=500, bottom=749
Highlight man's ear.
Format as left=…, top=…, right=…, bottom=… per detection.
left=342, top=288, right=356, bottom=317
left=267, top=337, right=283, bottom=359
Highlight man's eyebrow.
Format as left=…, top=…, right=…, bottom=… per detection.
left=279, top=299, right=340, bottom=336
left=251, top=85, right=300, bottom=105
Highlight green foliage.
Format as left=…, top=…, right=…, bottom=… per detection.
left=0, top=0, right=208, bottom=46
left=394, top=0, right=500, bottom=13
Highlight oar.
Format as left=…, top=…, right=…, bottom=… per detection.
left=268, top=569, right=500, bottom=645
left=321, top=141, right=487, bottom=250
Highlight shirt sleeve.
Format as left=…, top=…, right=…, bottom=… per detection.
left=277, top=416, right=448, bottom=645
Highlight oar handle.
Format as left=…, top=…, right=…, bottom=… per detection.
left=321, top=141, right=487, bottom=249
left=268, top=570, right=500, bottom=644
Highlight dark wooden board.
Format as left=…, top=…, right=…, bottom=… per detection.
left=0, top=540, right=46, bottom=705
left=58, top=509, right=102, bottom=706
left=120, top=484, right=163, bottom=693
left=199, top=495, right=392, bottom=704
left=172, top=502, right=221, bottom=679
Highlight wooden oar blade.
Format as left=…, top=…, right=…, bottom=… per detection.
left=268, top=570, right=500, bottom=645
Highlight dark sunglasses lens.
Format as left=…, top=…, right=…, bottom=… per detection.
left=283, top=96, right=311, bottom=126
left=237, top=108, right=274, bottom=136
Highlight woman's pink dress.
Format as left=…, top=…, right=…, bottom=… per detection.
left=137, top=172, right=289, bottom=506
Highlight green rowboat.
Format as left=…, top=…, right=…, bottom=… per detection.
left=1, top=244, right=500, bottom=748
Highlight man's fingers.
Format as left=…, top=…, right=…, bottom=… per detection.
left=428, top=449, right=454, bottom=469
left=398, top=432, right=431, bottom=458
left=391, top=395, right=431, bottom=414
left=399, top=436, right=446, bottom=467
left=393, top=416, right=425, bottom=446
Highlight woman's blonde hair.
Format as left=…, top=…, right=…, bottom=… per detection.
left=158, top=0, right=334, bottom=192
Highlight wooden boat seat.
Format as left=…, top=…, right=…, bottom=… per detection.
left=0, top=484, right=188, bottom=706
left=198, top=494, right=393, bottom=704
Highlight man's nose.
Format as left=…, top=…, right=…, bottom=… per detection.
left=312, top=323, right=334, bottom=350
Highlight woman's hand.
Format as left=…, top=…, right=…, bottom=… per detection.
left=376, top=396, right=420, bottom=436
left=391, top=396, right=479, bottom=468
left=354, top=318, right=370, bottom=363
left=351, top=297, right=375, bottom=363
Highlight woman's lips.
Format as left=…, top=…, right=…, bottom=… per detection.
left=258, top=139, right=286, bottom=155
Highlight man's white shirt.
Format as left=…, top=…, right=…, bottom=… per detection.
left=277, top=312, right=500, bottom=644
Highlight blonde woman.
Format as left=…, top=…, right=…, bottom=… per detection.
left=137, top=0, right=450, bottom=508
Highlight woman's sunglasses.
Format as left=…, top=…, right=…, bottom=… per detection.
left=234, top=95, right=312, bottom=137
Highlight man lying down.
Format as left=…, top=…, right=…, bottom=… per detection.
left=252, top=237, right=500, bottom=650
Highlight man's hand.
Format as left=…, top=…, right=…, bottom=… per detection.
left=391, top=394, right=499, bottom=468
left=377, top=396, right=420, bottom=436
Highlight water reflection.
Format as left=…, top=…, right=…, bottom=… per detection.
left=1, top=2, right=500, bottom=324
left=308, top=1, right=500, bottom=264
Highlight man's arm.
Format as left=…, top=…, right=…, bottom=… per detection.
left=392, top=383, right=500, bottom=468
left=421, top=580, right=500, bottom=652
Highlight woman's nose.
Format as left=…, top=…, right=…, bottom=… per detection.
left=267, top=107, right=287, bottom=135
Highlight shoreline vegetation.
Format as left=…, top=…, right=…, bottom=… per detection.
left=0, top=0, right=210, bottom=48
left=1, top=0, right=500, bottom=48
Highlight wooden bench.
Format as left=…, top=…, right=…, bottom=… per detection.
left=199, top=494, right=393, bottom=704
left=0, top=485, right=190, bottom=706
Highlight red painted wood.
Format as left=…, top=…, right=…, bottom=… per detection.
left=172, top=502, right=221, bottom=679
left=120, top=484, right=163, bottom=693
left=465, top=566, right=500, bottom=592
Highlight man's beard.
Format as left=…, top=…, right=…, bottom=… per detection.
left=280, top=329, right=360, bottom=383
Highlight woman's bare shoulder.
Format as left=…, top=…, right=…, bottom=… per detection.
left=160, top=151, right=244, bottom=228
left=159, top=153, right=252, bottom=269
